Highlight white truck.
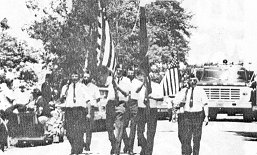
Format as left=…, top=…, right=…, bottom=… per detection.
left=197, top=62, right=254, bottom=121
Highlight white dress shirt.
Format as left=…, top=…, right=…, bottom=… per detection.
left=62, top=82, right=92, bottom=108
left=13, top=89, right=31, bottom=105
left=0, top=83, right=14, bottom=110
left=173, top=86, right=208, bottom=112
left=106, top=76, right=130, bottom=101
left=85, top=82, right=101, bottom=107
left=117, top=76, right=130, bottom=101
left=130, top=78, right=142, bottom=100
left=138, top=81, right=163, bottom=108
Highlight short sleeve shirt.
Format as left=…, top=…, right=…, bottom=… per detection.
left=85, top=83, right=101, bottom=106
left=64, top=82, right=92, bottom=108
left=174, top=86, right=208, bottom=112
left=130, top=78, right=142, bottom=100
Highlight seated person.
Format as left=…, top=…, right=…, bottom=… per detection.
left=29, top=88, right=52, bottom=125
left=0, top=110, right=8, bottom=152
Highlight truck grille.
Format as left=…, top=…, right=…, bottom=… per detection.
left=203, top=88, right=240, bottom=100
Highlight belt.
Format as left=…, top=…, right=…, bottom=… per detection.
left=184, top=111, right=203, bottom=114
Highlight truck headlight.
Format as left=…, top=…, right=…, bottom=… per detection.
left=242, top=92, right=248, bottom=95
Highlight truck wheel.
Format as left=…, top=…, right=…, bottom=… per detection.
left=243, top=112, right=253, bottom=122
left=209, top=114, right=217, bottom=121
left=59, top=135, right=64, bottom=143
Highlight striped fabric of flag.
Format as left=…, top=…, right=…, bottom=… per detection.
left=96, top=0, right=116, bottom=72
left=96, top=0, right=102, bottom=66
left=161, top=67, right=180, bottom=97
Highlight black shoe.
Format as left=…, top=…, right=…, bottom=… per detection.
left=110, top=148, right=115, bottom=154
left=140, top=150, right=145, bottom=155
left=128, top=150, right=135, bottom=155
left=84, top=145, right=90, bottom=151
left=123, top=146, right=129, bottom=153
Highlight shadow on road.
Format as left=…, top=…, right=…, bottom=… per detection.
left=210, top=119, right=249, bottom=123
left=226, top=131, right=257, bottom=141
left=158, top=130, right=176, bottom=133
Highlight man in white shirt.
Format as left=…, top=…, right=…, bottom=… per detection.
left=137, top=74, right=163, bottom=155
left=82, top=72, right=101, bottom=151
left=60, top=71, right=92, bottom=155
left=13, top=85, right=31, bottom=106
left=0, top=83, right=14, bottom=111
left=122, top=70, right=142, bottom=154
left=105, top=68, right=129, bottom=154
left=173, top=74, right=208, bottom=155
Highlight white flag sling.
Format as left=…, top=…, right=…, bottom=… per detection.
left=96, top=0, right=103, bottom=66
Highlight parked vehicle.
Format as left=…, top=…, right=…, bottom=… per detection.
left=6, top=104, right=65, bottom=146
left=197, top=60, right=254, bottom=121
left=7, top=111, right=53, bottom=146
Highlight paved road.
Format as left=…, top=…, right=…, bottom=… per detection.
left=2, top=114, right=257, bottom=155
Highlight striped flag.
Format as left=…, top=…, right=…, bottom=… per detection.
left=161, top=54, right=180, bottom=97
left=96, top=0, right=116, bottom=72
left=161, top=67, right=180, bottom=97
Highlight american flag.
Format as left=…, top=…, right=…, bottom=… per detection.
left=161, top=53, right=180, bottom=97
left=96, top=0, right=116, bottom=72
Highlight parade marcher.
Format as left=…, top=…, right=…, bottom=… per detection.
left=122, top=70, right=142, bottom=154
left=173, top=74, right=208, bottom=155
left=105, top=68, right=130, bottom=155
left=82, top=71, right=101, bottom=151
left=249, top=81, right=257, bottom=119
left=137, top=74, right=163, bottom=155
left=41, top=74, right=53, bottom=104
left=60, top=71, right=92, bottom=155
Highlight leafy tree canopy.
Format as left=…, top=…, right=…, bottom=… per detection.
left=26, top=0, right=195, bottom=84
left=0, top=23, right=45, bottom=84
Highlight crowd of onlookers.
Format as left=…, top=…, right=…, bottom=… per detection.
left=0, top=72, right=64, bottom=152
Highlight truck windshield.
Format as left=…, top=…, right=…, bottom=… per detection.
left=201, top=66, right=248, bottom=82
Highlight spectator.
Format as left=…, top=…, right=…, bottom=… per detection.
left=41, top=74, right=53, bottom=104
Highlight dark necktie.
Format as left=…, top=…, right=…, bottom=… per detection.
left=73, top=82, right=76, bottom=103
left=189, top=87, right=194, bottom=108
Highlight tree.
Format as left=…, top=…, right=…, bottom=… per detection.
left=107, top=0, right=194, bottom=68
left=26, top=0, right=194, bottom=85
left=26, top=0, right=100, bottom=87
left=0, top=21, right=42, bottom=83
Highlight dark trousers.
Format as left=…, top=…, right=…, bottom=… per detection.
left=183, top=111, right=204, bottom=155
left=84, top=107, right=95, bottom=150
left=64, top=107, right=88, bottom=154
left=177, top=113, right=186, bottom=153
left=123, top=99, right=138, bottom=153
left=137, top=108, right=158, bottom=155
left=0, top=122, right=8, bottom=152
left=106, top=100, right=126, bottom=154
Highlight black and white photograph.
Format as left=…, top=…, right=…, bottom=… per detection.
left=0, top=0, right=257, bottom=155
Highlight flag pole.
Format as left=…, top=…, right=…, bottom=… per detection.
left=139, top=4, right=151, bottom=121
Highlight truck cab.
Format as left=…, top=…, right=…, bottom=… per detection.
left=197, top=62, right=254, bottom=121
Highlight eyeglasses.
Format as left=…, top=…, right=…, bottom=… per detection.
left=71, top=75, right=79, bottom=78
left=189, top=78, right=198, bottom=84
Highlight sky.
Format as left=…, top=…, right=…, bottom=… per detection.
left=181, top=0, right=257, bottom=70
left=1, top=0, right=257, bottom=70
